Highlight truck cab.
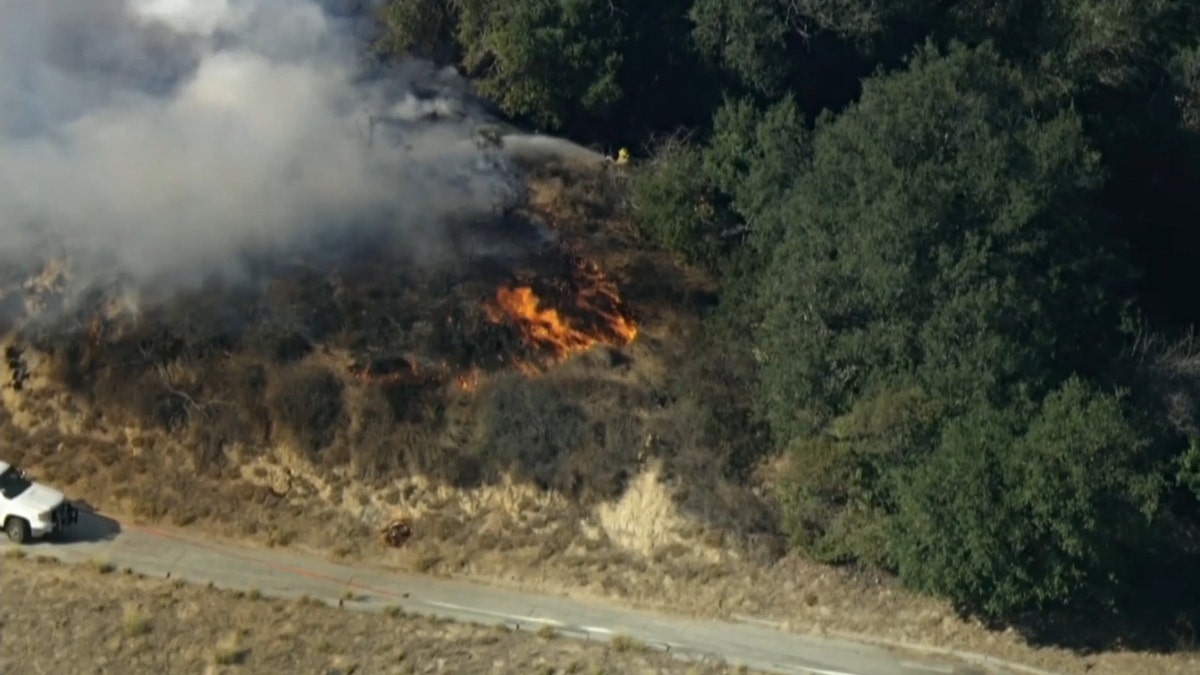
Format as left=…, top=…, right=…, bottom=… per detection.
left=0, top=461, right=78, bottom=544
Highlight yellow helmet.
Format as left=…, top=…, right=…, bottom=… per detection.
left=617, top=147, right=630, bottom=161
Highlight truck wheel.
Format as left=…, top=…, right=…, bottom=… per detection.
left=5, top=517, right=30, bottom=544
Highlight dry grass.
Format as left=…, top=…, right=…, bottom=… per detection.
left=121, top=606, right=151, bottom=637
left=210, top=632, right=249, bottom=666
left=609, top=634, right=647, bottom=653
left=0, top=556, right=748, bottom=675
left=89, top=557, right=117, bottom=575
left=0, top=163, right=1196, bottom=675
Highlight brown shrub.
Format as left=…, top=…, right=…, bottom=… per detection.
left=265, top=364, right=346, bottom=457
left=339, top=380, right=476, bottom=486
left=471, top=371, right=642, bottom=502
left=473, top=373, right=588, bottom=487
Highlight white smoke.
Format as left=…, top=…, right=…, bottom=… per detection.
left=0, top=0, right=514, bottom=318
left=130, top=0, right=233, bottom=35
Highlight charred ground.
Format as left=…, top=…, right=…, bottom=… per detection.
left=0, top=157, right=758, bottom=542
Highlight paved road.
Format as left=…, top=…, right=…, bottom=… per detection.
left=0, top=509, right=1007, bottom=675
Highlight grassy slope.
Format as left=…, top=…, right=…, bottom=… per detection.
left=0, top=159, right=1196, bottom=675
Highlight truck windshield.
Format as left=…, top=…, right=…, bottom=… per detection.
left=0, top=467, right=32, bottom=499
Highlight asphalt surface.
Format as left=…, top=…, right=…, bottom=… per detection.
left=0, top=509, right=1021, bottom=675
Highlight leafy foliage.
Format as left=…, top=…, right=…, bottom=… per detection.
left=374, top=0, right=461, bottom=62
left=1178, top=439, right=1200, bottom=501
left=702, top=96, right=810, bottom=246
left=631, top=137, right=726, bottom=270
left=376, top=0, right=700, bottom=135
left=755, top=42, right=1130, bottom=444
left=777, top=385, right=943, bottom=567
left=464, top=0, right=625, bottom=129
left=892, top=379, right=1162, bottom=618
left=688, top=0, right=796, bottom=96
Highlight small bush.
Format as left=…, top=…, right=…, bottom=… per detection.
left=608, top=634, right=646, bottom=652
left=122, top=606, right=151, bottom=637
left=211, top=633, right=249, bottom=665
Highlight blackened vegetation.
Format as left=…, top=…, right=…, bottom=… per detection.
left=5, top=345, right=29, bottom=391
left=472, top=371, right=642, bottom=502
left=6, top=220, right=662, bottom=500
left=266, top=365, right=347, bottom=456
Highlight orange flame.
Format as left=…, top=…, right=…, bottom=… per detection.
left=456, top=367, right=483, bottom=392
left=483, top=261, right=637, bottom=366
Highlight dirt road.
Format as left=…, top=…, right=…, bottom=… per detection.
left=0, top=509, right=1018, bottom=675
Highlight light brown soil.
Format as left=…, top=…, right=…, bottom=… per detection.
left=0, top=552, right=750, bottom=675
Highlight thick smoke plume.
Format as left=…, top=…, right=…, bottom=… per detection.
left=0, top=0, right=515, bottom=321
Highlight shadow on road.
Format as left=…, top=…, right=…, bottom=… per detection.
left=34, top=503, right=122, bottom=545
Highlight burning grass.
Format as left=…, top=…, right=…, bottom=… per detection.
left=0, top=159, right=757, bottom=536
left=482, top=256, right=638, bottom=371
left=1, top=159, right=1186, bottom=675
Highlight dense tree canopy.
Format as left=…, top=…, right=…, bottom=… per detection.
left=755, top=42, right=1130, bottom=443
left=892, top=379, right=1163, bottom=618
left=375, top=0, right=1200, bottom=640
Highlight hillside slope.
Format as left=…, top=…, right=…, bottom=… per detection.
left=0, top=151, right=1196, bottom=675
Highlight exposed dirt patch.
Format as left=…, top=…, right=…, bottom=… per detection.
left=0, top=553, right=750, bottom=674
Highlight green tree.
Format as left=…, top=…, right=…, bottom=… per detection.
left=373, top=0, right=462, bottom=63
left=687, top=0, right=884, bottom=120
left=777, top=385, right=943, bottom=567
left=888, top=399, right=1029, bottom=616
left=892, top=378, right=1163, bottom=618
left=632, top=96, right=811, bottom=271
left=1177, top=439, right=1200, bottom=501
left=753, top=41, right=1131, bottom=446
left=631, top=137, right=726, bottom=269
left=376, top=0, right=705, bottom=141
left=1028, top=0, right=1194, bottom=92
left=702, top=95, right=810, bottom=243
left=687, top=0, right=1199, bottom=105
left=689, top=0, right=796, bottom=96
left=464, top=0, right=625, bottom=129
left=1172, top=46, right=1200, bottom=132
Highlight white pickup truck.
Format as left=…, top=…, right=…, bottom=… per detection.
left=0, top=461, right=78, bottom=544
